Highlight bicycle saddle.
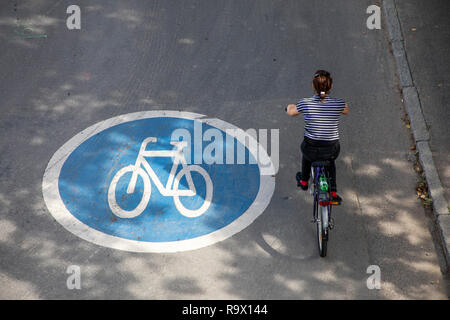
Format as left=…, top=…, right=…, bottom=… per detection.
left=311, top=160, right=331, bottom=167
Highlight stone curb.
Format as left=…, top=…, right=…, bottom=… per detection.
left=403, top=87, right=429, bottom=142
left=416, top=142, right=449, bottom=216
left=383, top=0, right=450, bottom=271
left=437, top=215, right=450, bottom=270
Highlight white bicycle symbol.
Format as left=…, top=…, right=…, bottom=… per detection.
left=108, top=137, right=213, bottom=219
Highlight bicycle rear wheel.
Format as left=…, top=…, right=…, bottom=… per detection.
left=316, top=202, right=328, bottom=257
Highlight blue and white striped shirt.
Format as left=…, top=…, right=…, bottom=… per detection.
left=296, top=95, right=346, bottom=141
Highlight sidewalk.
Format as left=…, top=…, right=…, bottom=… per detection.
left=383, top=0, right=450, bottom=272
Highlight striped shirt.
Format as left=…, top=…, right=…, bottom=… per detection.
left=296, top=95, right=346, bottom=141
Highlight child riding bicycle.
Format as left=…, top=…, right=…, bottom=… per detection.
left=286, top=70, right=349, bottom=204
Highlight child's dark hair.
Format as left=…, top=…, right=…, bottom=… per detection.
left=313, top=70, right=333, bottom=100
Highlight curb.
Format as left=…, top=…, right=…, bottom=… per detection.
left=383, top=0, right=450, bottom=272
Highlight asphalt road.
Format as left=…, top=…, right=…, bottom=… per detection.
left=0, top=0, right=448, bottom=299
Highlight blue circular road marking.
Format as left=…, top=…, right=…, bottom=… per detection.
left=42, top=111, right=275, bottom=252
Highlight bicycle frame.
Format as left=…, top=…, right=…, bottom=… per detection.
left=311, top=166, right=333, bottom=219
left=127, top=137, right=196, bottom=197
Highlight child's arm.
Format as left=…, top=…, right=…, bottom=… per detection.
left=286, top=104, right=300, bottom=117
left=342, top=103, right=349, bottom=115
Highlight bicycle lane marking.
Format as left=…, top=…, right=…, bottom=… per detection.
left=42, top=111, right=276, bottom=252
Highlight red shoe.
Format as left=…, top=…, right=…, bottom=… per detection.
left=296, top=172, right=308, bottom=190
left=331, top=191, right=342, bottom=205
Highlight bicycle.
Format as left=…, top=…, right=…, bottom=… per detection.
left=108, top=137, right=213, bottom=219
left=309, top=160, right=337, bottom=257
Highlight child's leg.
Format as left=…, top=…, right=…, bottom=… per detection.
left=327, top=160, right=342, bottom=204
left=299, top=140, right=312, bottom=183
left=301, top=155, right=312, bottom=182
left=328, top=160, right=337, bottom=192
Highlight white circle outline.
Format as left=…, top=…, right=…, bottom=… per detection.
left=42, top=111, right=276, bottom=253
